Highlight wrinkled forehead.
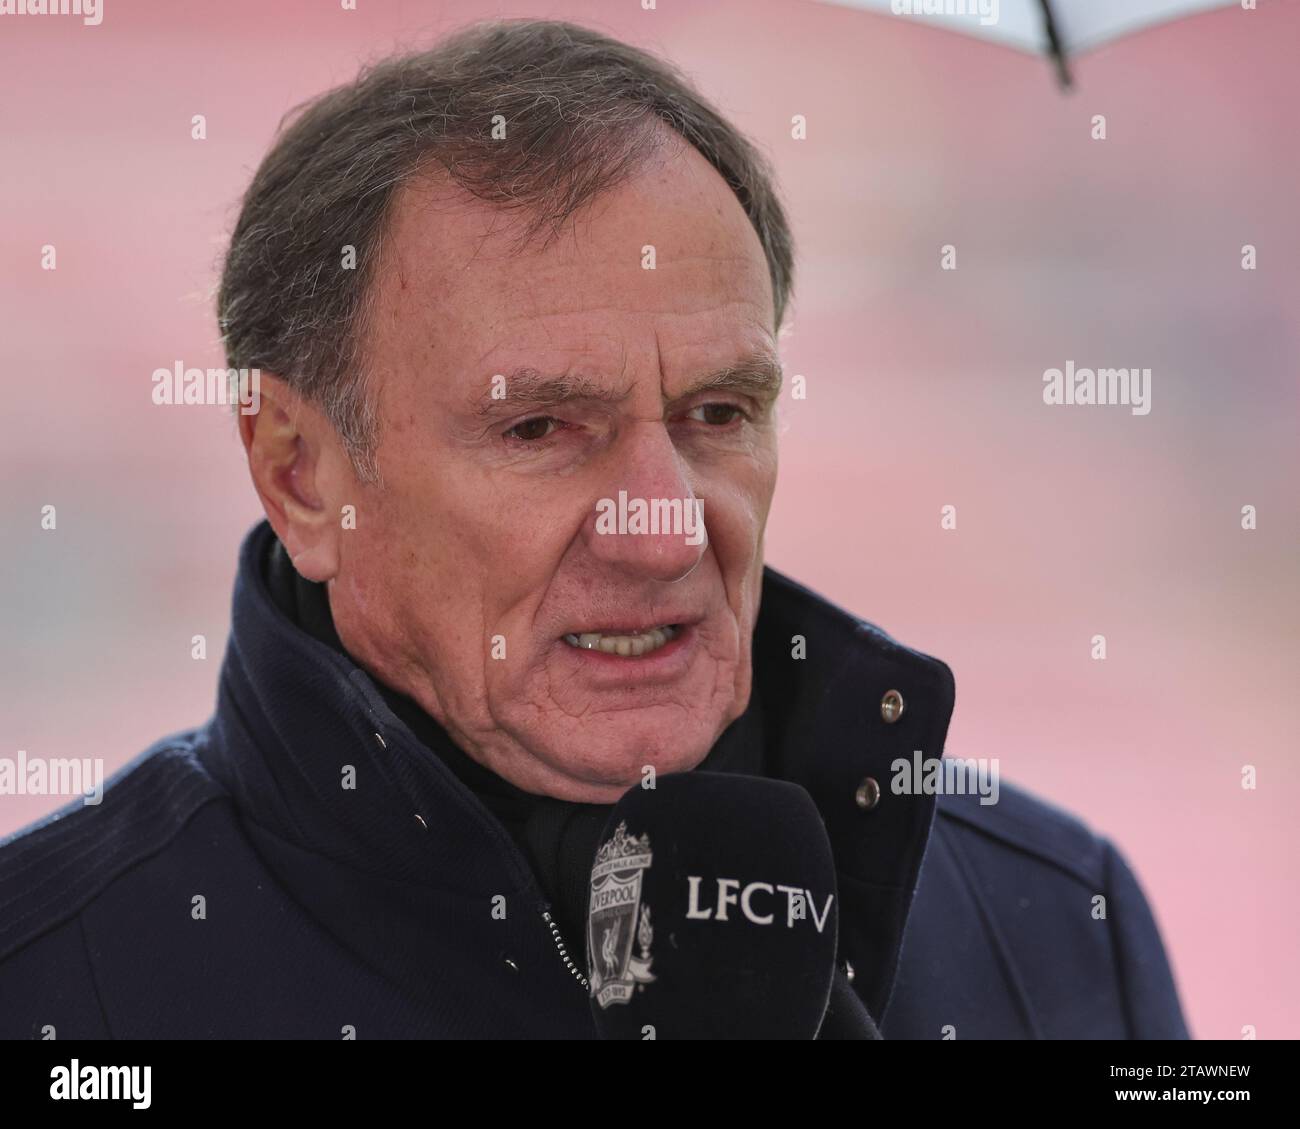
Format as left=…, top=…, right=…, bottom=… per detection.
left=362, top=146, right=777, bottom=404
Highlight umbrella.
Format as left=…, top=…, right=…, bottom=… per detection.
left=820, top=0, right=1241, bottom=87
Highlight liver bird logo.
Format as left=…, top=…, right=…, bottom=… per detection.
left=600, top=918, right=621, bottom=979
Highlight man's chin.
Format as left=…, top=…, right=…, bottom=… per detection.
left=514, top=723, right=723, bottom=803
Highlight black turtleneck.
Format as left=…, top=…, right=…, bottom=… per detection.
left=264, top=538, right=767, bottom=949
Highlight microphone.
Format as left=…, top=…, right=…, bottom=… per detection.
left=585, top=771, right=839, bottom=1039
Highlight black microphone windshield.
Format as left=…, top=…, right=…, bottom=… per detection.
left=586, top=771, right=838, bottom=1039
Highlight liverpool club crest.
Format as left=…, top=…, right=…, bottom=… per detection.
left=588, top=821, right=656, bottom=1008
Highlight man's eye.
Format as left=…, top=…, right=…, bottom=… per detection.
left=504, top=416, right=561, bottom=442
left=686, top=403, right=746, bottom=426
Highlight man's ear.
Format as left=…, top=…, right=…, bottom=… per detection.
left=238, top=374, right=351, bottom=583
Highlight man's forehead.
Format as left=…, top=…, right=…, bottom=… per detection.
left=373, top=157, right=780, bottom=406
left=379, top=148, right=771, bottom=302
left=384, top=168, right=609, bottom=284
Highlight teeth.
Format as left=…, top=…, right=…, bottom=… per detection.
left=562, top=624, right=678, bottom=656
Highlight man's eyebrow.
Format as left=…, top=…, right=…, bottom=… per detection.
left=673, top=351, right=784, bottom=403
left=471, top=350, right=783, bottom=417
left=472, top=370, right=631, bottom=417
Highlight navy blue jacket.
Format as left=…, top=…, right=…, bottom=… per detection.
left=0, top=522, right=1189, bottom=1039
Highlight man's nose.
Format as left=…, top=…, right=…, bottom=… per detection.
left=583, top=423, right=707, bottom=583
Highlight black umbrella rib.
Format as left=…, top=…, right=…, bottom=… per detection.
left=1038, top=0, right=1073, bottom=89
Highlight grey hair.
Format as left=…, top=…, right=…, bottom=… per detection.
left=217, top=18, right=795, bottom=482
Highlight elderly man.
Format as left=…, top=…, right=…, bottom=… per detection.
left=0, top=18, right=1186, bottom=1039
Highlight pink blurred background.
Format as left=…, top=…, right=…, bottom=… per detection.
left=2, top=0, right=1296, bottom=1039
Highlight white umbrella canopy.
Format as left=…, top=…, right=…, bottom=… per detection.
left=821, top=0, right=1241, bottom=85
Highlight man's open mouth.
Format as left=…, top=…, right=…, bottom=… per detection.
left=561, top=624, right=681, bottom=657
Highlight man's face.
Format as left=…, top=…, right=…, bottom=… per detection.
left=327, top=133, right=781, bottom=803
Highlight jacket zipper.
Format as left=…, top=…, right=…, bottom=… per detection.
left=542, top=909, right=590, bottom=992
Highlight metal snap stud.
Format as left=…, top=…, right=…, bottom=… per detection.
left=855, top=777, right=881, bottom=810
left=880, top=689, right=904, bottom=724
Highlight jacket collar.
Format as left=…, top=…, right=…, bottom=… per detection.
left=203, top=521, right=955, bottom=1019
left=750, top=567, right=956, bottom=1017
